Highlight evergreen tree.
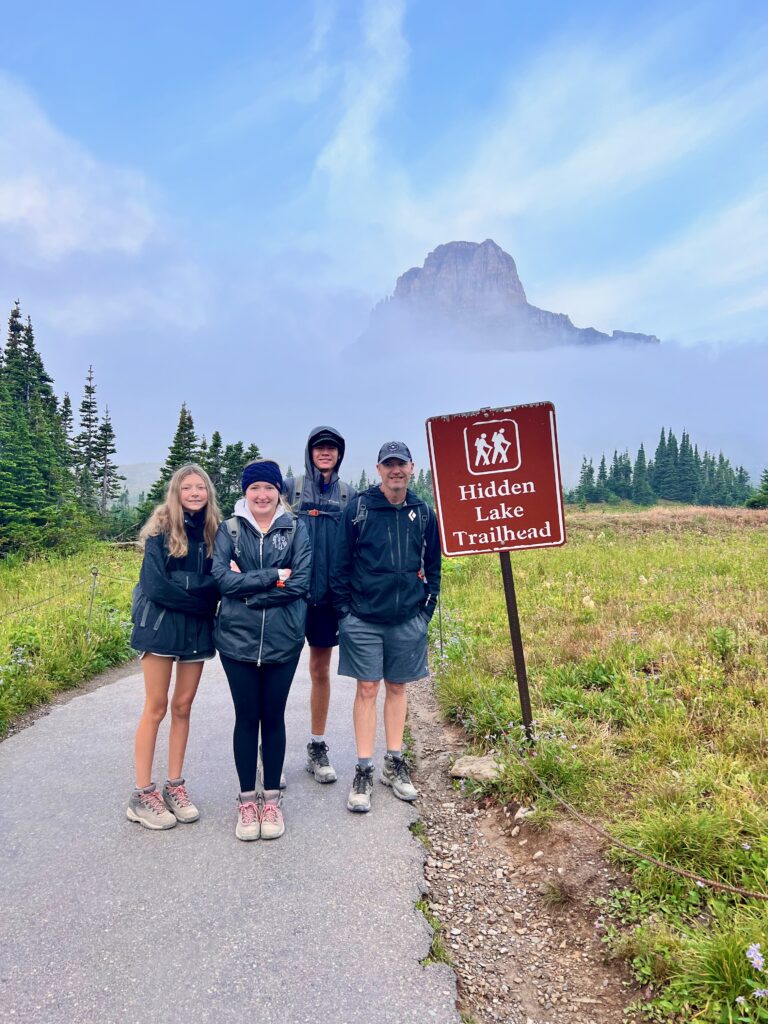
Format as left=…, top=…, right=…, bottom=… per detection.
left=2, top=301, right=26, bottom=400
left=73, top=366, right=99, bottom=508
left=661, top=430, right=680, bottom=500
left=631, top=444, right=655, bottom=504
left=746, top=468, right=768, bottom=509
left=147, top=402, right=199, bottom=504
left=595, top=455, right=610, bottom=501
left=202, top=430, right=225, bottom=493
left=357, top=469, right=370, bottom=492
left=650, top=428, right=667, bottom=495
left=93, top=408, right=124, bottom=514
left=677, top=431, right=698, bottom=503
left=574, top=458, right=597, bottom=502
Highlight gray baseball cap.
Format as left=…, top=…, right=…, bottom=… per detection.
left=377, top=441, right=412, bottom=463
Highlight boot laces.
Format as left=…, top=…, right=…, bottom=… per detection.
left=353, top=766, right=373, bottom=793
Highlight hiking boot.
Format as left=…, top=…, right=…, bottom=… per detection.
left=260, top=794, right=285, bottom=840
left=235, top=797, right=261, bottom=841
left=381, top=754, right=418, bottom=802
left=127, top=784, right=177, bottom=830
left=347, top=765, right=374, bottom=813
left=162, top=779, right=200, bottom=823
left=305, top=741, right=337, bottom=784
left=258, top=744, right=287, bottom=790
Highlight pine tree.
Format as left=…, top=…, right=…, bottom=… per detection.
left=93, top=408, right=124, bottom=514
left=662, top=430, right=680, bottom=500
left=575, top=458, right=597, bottom=502
left=2, top=301, right=26, bottom=400
left=677, top=431, right=698, bottom=503
left=147, top=402, right=199, bottom=504
left=595, top=455, right=609, bottom=501
left=202, top=430, right=225, bottom=492
left=746, top=468, right=768, bottom=509
left=650, top=428, right=667, bottom=496
left=357, top=469, right=370, bottom=492
left=632, top=444, right=655, bottom=504
left=73, top=366, right=99, bottom=508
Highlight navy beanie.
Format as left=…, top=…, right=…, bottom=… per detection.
left=242, top=460, right=283, bottom=493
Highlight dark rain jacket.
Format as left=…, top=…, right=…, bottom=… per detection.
left=212, top=501, right=311, bottom=664
left=282, top=425, right=357, bottom=606
left=331, top=486, right=441, bottom=626
left=130, top=510, right=219, bottom=659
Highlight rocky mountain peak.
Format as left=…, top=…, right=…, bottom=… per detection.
left=394, top=239, right=527, bottom=314
left=363, top=239, right=659, bottom=351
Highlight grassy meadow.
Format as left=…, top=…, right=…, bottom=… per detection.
left=0, top=543, right=141, bottom=735
left=435, top=506, right=768, bottom=1023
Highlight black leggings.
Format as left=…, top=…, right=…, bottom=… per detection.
left=220, top=653, right=300, bottom=792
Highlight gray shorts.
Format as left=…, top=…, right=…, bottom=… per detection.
left=139, top=651, right=215, bottom=664
left=338, top=612, right=429, bottom=684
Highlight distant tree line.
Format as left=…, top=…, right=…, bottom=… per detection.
left=568, top=428, right=755, bottom=507
left=0, top=302, right=124, bottom=553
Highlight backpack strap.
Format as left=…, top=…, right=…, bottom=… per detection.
left=225, top=516, right=241, bottom=559
left=291, top=474, right=304, bottom=511
left=339, top=481, right=350, bottom=509
left=351, top=496, right=367, bottom=526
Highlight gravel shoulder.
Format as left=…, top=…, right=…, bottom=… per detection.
left=408, top=676, right=643, bottom=1024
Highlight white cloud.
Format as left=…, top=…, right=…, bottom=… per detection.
left=541, top=184, right=768, bottom=341
left=315, top=0, right=408, bottom=182
left=0, top=73, right=156, bottom=262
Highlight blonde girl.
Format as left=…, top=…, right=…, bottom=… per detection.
left=127, top=464, right=221, bottom=830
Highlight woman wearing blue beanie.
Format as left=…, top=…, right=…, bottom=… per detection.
left=212, top=460, right=311, bottom=840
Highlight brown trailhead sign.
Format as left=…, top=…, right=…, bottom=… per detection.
left=426, top=402, right=566, bottom=557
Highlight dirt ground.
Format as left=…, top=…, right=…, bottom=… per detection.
left=409, top=676, right=644, bottom=1024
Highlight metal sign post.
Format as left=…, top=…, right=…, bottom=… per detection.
left=499, top=550, right=533, bottom=742
left=426, top=402, right=566, bottom=739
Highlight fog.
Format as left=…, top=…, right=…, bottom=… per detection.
left=71, top=290, right=767, bottom=488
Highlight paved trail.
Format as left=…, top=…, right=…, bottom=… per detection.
left=0, top=651, right=459, bottom=1024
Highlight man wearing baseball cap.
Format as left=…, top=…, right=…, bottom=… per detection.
left=331, top=441, right=441, bottom=813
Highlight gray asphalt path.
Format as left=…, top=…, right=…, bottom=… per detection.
left=0, top=650, right=459, bottom=1024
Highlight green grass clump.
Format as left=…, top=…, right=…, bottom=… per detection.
left=0, top=543, right=140, bottom=735
left=434, top=506, right=768, bottom=1022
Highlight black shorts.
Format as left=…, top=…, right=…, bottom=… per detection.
left=305, top=604, right=340, bottom=648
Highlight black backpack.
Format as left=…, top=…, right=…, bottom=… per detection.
left=289, top=474, right=351, bottom=513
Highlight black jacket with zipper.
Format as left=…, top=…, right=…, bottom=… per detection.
left=212, top=505, right=311, bottom=664
left=331, top=486, right=441, bottom=625
left=130, top=510, right=219, bottom=658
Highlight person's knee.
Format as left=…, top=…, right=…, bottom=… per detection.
left=357, top=680, right=380, bottom=701
left=309, top=648, right=332, bottom=678
left=171, top=697, right=193, bottom=720
left=144, top=698, right=168, bottom=724
left=384, top=680, right=407, bottom=697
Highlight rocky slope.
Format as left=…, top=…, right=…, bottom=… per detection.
left=362, top=239, right=659, bottom=351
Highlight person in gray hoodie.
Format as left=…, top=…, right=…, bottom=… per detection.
left=283, top=426, right=357, bottom=785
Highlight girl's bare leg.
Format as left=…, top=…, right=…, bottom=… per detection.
left=167, top=661, right=205, bottom=780
left=134, top=654, right=174, bottom=788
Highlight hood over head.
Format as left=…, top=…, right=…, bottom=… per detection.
left=304, top=424, right=346, bottom=482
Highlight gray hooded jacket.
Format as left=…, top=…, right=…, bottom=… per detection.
left=282, top=425, right=357, bottom=606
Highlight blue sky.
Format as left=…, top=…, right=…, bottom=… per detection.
left=1, top=1, right=767, bottom=479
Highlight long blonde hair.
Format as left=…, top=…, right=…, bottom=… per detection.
left=140, top=463, right=221, bottom=557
